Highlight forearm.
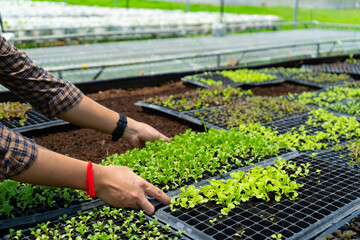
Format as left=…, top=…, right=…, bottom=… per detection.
left=10, top=147, right=89, bottom=189
left=58, top=96, right=169, bottom=147
left=58, top=95, right=119, bottom=135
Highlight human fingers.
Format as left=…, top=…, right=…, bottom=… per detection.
left=159, top=133, right=170, bottom=143
left=143, top=180, right=171, bottom=205
left=136, top=194, right=156, bottom=215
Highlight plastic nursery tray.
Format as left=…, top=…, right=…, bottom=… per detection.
left=155, top=154, right=360, bottom=240
left=149, top=150, right=299, bottom=209
left=302, top=63, right=360, bottom=77
left=0, top=199, right=105, bottom=231
left=181, top=73, right=285, bottom=89
left=0, top=109, right=67, bottom=133
left=180, top=108, right=310, bottom=133
left=315, top=208, right=360, bottom=239
left=179, top=109, right=225, bottom=130
left=286, top=76, right=355, bottom=89
left=1, top=206, right=192, bottom=240
left=135, top=100, right=184, bottom=119
left=305, top=148, right=359, bottom=172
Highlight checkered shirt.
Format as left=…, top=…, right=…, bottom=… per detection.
left=0, top=34, right=84, bottom=179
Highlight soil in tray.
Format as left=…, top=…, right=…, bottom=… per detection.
left=189, top=96, right=310, bottom=130
left=28, top=81, right=316, bottom=164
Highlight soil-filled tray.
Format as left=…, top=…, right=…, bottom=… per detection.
left=181, top=71, right=284, bottom=89
left=0, top=199, right=105, bottom=233
left=136, top=86, right=252, bottom=116
left=177, top=95, right=310, bottom=130
left=1, top=109, right=67, bottom=133
left=313, top=140, right=360, bottom=171
left=305, top=147, right=360, bottom=171
left=180, top=108, right=309, bottom=131
left=1, top=205, right=191, bottom=240
left=302, top=63, right=360, bottom=76
left=180, top=108, right=310, bottom=134
left=155, top=154, right=360, bottom=240
left=316, top=208, right=360, bottom=239
left=135, top=100, right=185, bottom=119
left=287, top=77, right=354, bottom=89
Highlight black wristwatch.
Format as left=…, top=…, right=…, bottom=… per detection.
left=111, top=114, right=127, bottom=142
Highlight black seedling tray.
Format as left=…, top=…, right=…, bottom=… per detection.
left=181, top=73, right=285, bottom=89
left=315, top=208, right=360, bottom=239
left=1, top=206, right=192, bottom=240
left=180, top=108, right=310, bottom=133
left=0, top=199, right=105, bottom=232
left=179, top=109, right=225, bottom=130
left=262, top=113, right=312, bottom=135
left=303, top=63, right=360, bottom=77
left=181, top=76, right=217, bottom=88
left=1, top=110, right=67, bottom=133
left=181, top=73, right=241, bottom=88
left=155, top=154, right=360, bottom=240
left=286, top=77, right=354, bottom=89
left=308, top=148, right=360, bottom=171
left=135, top=100, right=184, bottom=118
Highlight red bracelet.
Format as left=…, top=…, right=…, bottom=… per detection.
left=86, top=161, right=95, bottom=198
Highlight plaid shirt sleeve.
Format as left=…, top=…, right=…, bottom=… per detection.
left=0, top=34, right=84, bottom=118
left=0, top=124, right=38, bottom=180
left=0, top=35, right=84, bottom=179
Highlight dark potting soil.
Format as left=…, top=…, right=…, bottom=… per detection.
left=27, top=81, right=316, bottom=164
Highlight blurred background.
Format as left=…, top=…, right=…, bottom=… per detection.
left=1, top=0, right=359, bottom=87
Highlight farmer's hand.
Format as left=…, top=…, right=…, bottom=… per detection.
left=122, top=118, right=170, bottom=148
left=94, top=165, right=170, bottom=215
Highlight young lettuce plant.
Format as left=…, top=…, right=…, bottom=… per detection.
left=0, top=101, right=32, bottom=125
left=345, top=139, right=360, bottom=166
left=170, top=158, right=310, bottom=222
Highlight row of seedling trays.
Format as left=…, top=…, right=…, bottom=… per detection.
left=1, top=66, right=358, bottom=134
left=181, top=66, right=356, bottom=89
left=1, top=68, right=360, bottom=239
